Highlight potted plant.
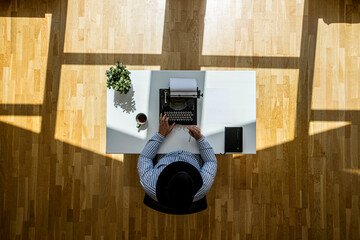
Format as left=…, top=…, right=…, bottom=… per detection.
left=106, top=62, right=131, bottom=94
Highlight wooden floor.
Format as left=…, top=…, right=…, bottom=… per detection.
left=1, top=0, right=360, bottom=239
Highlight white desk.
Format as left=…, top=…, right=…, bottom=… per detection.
left=106, top=70, right=256, bottom=154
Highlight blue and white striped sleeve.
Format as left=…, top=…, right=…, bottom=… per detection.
left=193, top=136, right=217, bottom=201
left=137, top=132, right=165, bottom=200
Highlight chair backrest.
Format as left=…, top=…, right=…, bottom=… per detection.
left=143, top=194, right=207, bottom=215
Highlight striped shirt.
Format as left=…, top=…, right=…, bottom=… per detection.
left=137, top=132, right=217, bottom=202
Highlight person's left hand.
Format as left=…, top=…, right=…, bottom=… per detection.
left=159, top=113, right=175, bottom=137
left=187, top=126, right=203, bottom=140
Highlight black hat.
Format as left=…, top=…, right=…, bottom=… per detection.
left=156, top=161, right=203, bottom=209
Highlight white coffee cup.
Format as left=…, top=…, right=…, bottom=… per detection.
left=136, top=113, right=147, bottom=128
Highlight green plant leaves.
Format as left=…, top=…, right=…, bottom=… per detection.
left=106, top=62, right=132, bottom=94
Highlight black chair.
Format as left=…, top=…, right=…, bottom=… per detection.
left=143, top=194, right=207, bottom=215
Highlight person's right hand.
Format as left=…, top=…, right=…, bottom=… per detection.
left=187, top=126, right=203, bottom=140
left=159, top=113, right=175, bottom=137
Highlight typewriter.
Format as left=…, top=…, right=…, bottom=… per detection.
left=159, top=78, right=202, bottom=125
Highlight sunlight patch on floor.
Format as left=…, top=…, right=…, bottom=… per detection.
left=0, top=116, right=42, bottom=134
left=202, top=0, right=304, bottom=57
left=64, top=0, right=166, bottom=54
left=342, top=168, right=360, bottom=176
left=309, top=121, right=351, bottom=136
left=0, top=14, right=51, bottom=105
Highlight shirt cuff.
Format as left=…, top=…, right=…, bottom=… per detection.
left=197, top=136, right=211, bottom=149
left=197, top=136, right=205, bottom=143
left=154, top=132, right=166, bottom=142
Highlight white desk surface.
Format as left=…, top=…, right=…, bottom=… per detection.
left=106, top=70, right=256, bottom=154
